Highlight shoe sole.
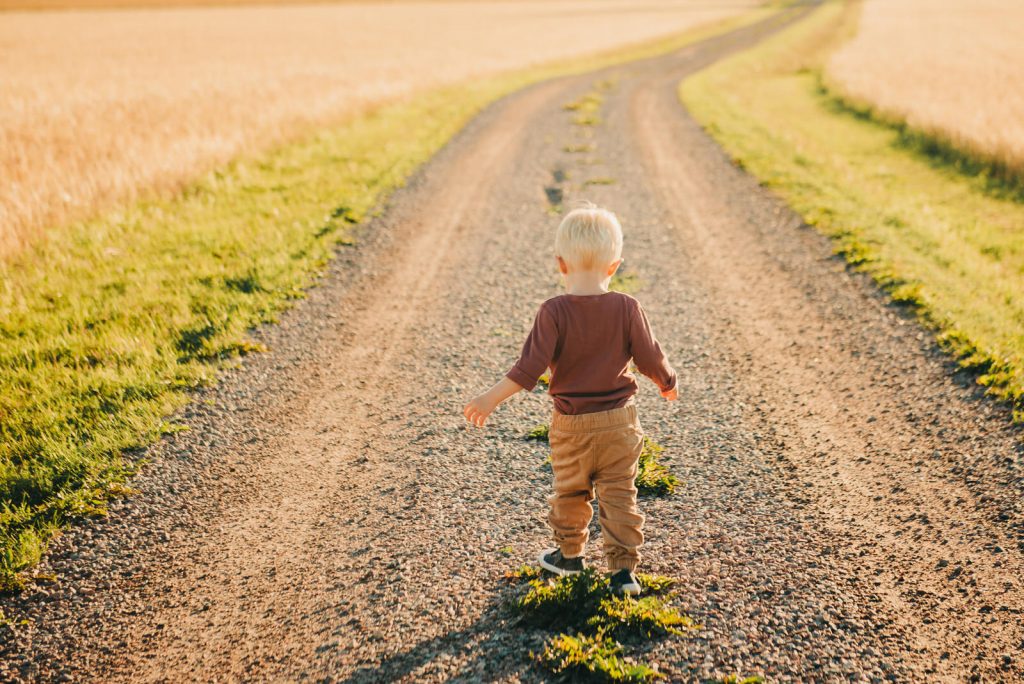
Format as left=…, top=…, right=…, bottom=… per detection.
left=537, top=548, right=582, bottom=577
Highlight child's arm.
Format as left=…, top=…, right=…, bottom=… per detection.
left=464, top=304, right=558, bottom=426
left=629, top=304, right=678, bottom=401
left=464, top=377, right=523, bottom=427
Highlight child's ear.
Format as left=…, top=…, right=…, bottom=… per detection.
left=607, top=259, right=623, bottom=277
left=556, top=256, right=569, bottom=275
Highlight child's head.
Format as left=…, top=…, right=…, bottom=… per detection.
left=554, top=202, right=623, bottom=275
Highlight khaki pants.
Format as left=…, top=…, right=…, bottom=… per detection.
left=548, top=403, right=645, bottom=572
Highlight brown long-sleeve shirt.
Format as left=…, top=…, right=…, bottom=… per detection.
left=506, top=291, right=676, bottom=415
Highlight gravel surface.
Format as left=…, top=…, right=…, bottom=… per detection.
left=2, top=5, right=1022, bottom=682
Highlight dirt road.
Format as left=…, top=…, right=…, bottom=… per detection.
left=3, top=5, right=1022, bottom=682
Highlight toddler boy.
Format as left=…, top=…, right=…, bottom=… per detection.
left=463, top=203, right=676, bottom=595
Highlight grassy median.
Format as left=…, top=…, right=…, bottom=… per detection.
left=681, top=0, right=1024, bottom=423
left=0, top=7, right=782, bottom=591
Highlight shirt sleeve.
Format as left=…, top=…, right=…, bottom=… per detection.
left=629, top=303, right=677, bottom=393
left=506, top=304, right=559, bottom=391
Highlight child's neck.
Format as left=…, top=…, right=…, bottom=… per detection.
left=564, top=271, right=610, bottom=296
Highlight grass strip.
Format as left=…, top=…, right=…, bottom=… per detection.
left=0, top=5, right=783, bottom=592
left=680, top=0, right=1024, bottom=422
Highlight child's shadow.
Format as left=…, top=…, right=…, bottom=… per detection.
left=336, top=579, right=545, bottom=683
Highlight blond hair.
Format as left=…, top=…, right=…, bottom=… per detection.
left=554, top=202, right=623, bottom=271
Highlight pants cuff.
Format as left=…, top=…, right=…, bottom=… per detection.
left=559, top=544, right=585, bottom=559
left=607, top=559, right=638, bottom=572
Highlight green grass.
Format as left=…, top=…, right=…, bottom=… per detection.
left=680, top=0, right=1024, bottom=422
left=567, top=78, right=619, bottom=127
left=609, top=272, right=643, bottom=294
left=510, top=568, right=695, bottom=682
left=565, top=93, right=604, bottom=115
left=527, top=423, right=551, bottom=442
left=584, top=177, right=617, bottom=186
left=538, top=632, right=664, bottom=683
left=0, top=5, right=783, bottom=592
left=636, top=438, right=679, bottom=496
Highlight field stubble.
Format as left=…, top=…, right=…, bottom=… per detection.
left=0, top=0, right=757, bottom=258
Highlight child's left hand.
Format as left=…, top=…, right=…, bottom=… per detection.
left=661, top=387, right=678, bottom=401
left=463, top=393, right=496, bottom=427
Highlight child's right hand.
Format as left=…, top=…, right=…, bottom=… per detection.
left=463, top=393, right=497, bottom=427
left=661, top=387, right=678, bottom=401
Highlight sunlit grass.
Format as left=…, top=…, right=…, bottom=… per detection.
left=526, top=424, right=551, bottom=442
left=636, top=438, right=679, bottom=496
left=510, top=568, right=694, bottom=681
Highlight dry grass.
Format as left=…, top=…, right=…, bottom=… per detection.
left=0, top=0, right=757, bottom=259
left=825, top=0, right=1024, bottom=183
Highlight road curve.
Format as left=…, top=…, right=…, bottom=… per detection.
left=3, top=4, right=1022, bottom=682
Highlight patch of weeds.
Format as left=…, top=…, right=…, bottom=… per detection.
left=499, top=546, right=515, bottom=555
left=636, top=438, right=679, bottom=497
left=610, top=272, right=642, bottom=294
left=509, top=569, right=694, bottom=681
left=566, top=79, right=615, bottom=128
left=564, top=93, right=603, bottom=114
left=635, top=573, right=675, bottom=595
left=584, top=177, right=617, bottom=186
left=506, top=564, right=542, bottom=583
left=537, top=372, right=551, bottom=389
left=0, top=572, right=26, bottom=594
left=539, top=632, right=663, bottom=683
left=515, top=569, right=613, bottom=632
left=564, top=144, right=595, bottom=154
left=598, top=596, right=696, bottom=639
left=527, top=423, right=550, bottom=442
left=0, top=607, right=30, bottom=630
left=159, top=421, right=190, bottom=435
left=717, top=676, right=765, bottom=684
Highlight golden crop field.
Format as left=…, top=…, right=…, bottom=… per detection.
left=0, top=0, right=757, bottom=258
left=825, top=0, right=1024, bottom=178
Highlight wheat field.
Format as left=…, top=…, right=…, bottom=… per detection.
left=826, top=0, right=1024, bottom=180
left=0, top=0, right=757, bottom=259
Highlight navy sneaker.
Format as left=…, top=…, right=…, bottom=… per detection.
left=538, top=548, right=584, bottom=576
left=609, top=569, right=641, bottom=596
